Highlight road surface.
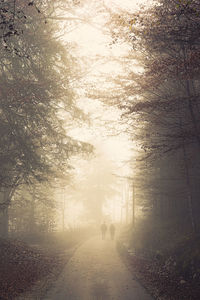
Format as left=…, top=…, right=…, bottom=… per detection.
left=44, top=236, right=153, bottom=300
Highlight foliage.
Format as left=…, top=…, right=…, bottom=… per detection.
left=9, top=181, right=57, bottom=233
left=0, top=0, right=92, bottom=190
left=105, top=0, right=200, bottom=234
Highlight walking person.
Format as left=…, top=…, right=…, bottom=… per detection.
left=109, top=223, right=116, bottom=240
left=100, top=222, right=107, bottom=240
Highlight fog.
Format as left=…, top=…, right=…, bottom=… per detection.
left=1, top=0, right=200, bottom=299
left=55, top=144, right=133, bottom=229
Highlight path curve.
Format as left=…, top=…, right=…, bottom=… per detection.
left=44, top=236, right=153, bottom=300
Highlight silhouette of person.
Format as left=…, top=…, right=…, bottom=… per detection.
left=109, top=224, right=115, bottom=240
left=100, top=222, right=107, bottom=240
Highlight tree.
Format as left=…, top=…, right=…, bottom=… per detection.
left=0, top=0, right=92, bottom=237
left=9, top=180, right=57, bottom=235
left=72, top=156, right=117, bottom=223
left=100, top=0, right=200, bottom=234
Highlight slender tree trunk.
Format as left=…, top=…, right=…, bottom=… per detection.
left=0, top=207, right=8, bottom=238
left=0, top=188, right=12, bottom=237
left=182, top=45, right=200, bottom=148
left=29, top=186, right=36, bottom=233
left=182, top=143, right=196, bottom=233
left=177, top=75, right=196, bottom=232
left=132, top=182, right=135, bottom=226
left=186, top=79, right=200, bottom=147
left=153, top=197, right=158, bottom=217
left=183, top=161, right=195, bottom=233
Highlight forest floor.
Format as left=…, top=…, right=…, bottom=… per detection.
left=118, top=241, right=200, bottom=300
left=0, top=230, right=91, bottom=300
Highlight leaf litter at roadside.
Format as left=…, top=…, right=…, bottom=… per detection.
left=0, top=238, right=67, bottom=299
left=118, top=242, right=200, bottom=300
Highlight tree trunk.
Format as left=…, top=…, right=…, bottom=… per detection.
left=132, top=182, right=135, bottom=226
left=178, top=88, right=196, bottom=233
left=0, top=188, right=12, bottom=238
left=29, top=186, right=36, bottom=233
left=182, top=144, right=196, bottom=233
left=0, top=207, right=8, bottom=238
left=182, top=45, right=200, bottom=148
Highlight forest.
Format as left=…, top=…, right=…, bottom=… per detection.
left=0, top=0, right=200, bottom=299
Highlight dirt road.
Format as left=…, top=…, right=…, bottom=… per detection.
left=44, top=236, right=153, bottom=300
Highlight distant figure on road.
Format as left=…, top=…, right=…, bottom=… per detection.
left=109, top=224, right=116, bottom=240
left=101, top=222, right=107, bottom=240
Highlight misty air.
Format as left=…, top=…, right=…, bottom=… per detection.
left=0, top=0, right=200, bottom=299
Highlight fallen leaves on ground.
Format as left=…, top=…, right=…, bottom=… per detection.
left=118, top=242, right=200, bottom=300
left=0, top=238, right=65, bottom=300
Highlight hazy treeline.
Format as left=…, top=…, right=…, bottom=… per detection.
left=100, top=0, right=200, bottom=253
left=0, top=0, right=91, bottom=238
left=1, top=0, right=200, bottom=248
left=129, top=0, right=200, bottom=234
